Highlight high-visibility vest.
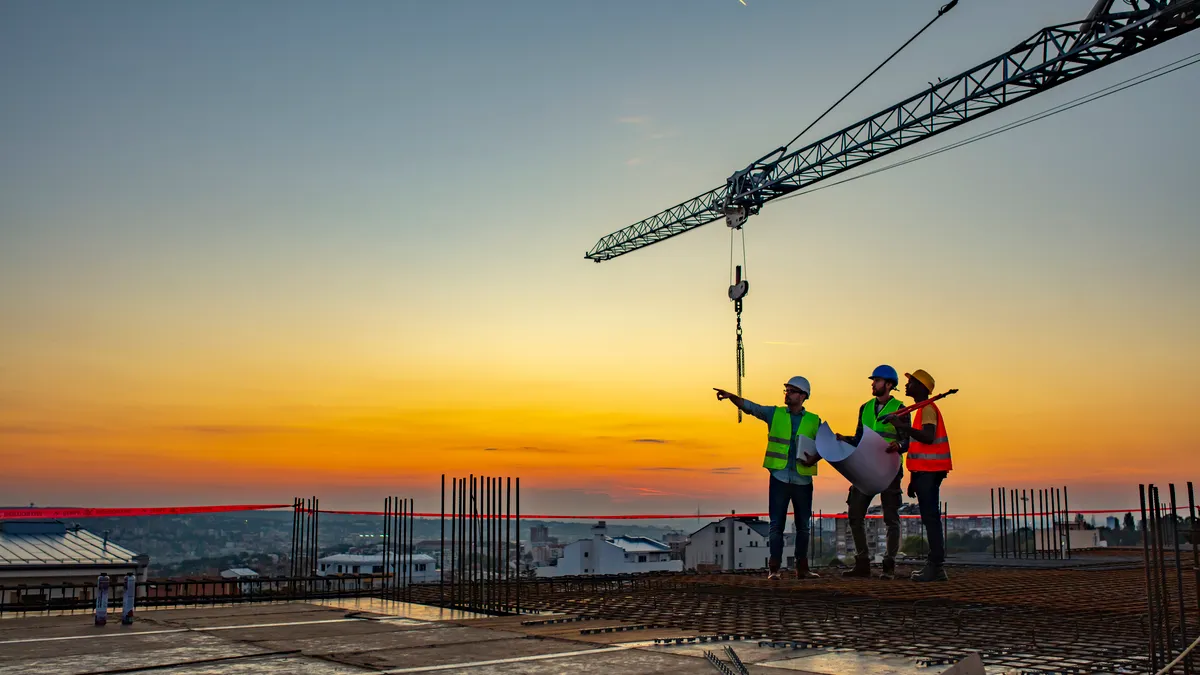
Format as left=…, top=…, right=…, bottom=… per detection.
left=906, top=401, right=953, bottom=472
left=763, top=407, right=821, bottom=476
left=862, top=397, right=904, bottom=442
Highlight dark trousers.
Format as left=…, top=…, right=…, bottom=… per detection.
left=846, top=469, right=903, bottom=563
left=768, top=475, right=813, bottom=565
left=910, top=470, right=948, bottom=566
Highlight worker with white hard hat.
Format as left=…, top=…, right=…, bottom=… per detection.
left=714, top=375, right=823, bottom=580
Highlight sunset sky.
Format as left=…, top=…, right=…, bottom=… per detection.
left=2, top=0, right=1198, bottom=520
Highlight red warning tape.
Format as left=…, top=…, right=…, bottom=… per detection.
left=0, top=504, right=289, bottom=521
left=0, top=504, right=1152, bottom=522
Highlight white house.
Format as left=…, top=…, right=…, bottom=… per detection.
left=535, top=522, right=681, bottom=577
left=316, top=553, right=438, bottom=585
left=684, top=516, right=773, bottom=571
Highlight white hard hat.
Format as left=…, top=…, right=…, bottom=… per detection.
left=785, top=376, right=811, bottom=395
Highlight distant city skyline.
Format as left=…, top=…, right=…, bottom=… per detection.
left=3, top=0, right=1198, bottom=518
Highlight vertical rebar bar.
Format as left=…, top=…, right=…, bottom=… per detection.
left=990, top=489, right=996, bottom=559
left=1169, top=484, right=1192, bottom=675
left=409, top=498, right=415, bottom=600
left=1063, top=486, right=1071, bottom=559
left=314, top=496, right=320, bottom=577
left=1040, top=489, right=1047, bottom=559
left=450, top=478, right=456, bottom=608
left=383, top=496, right=390, bottom=594
left=1051, top=488, right=1060, bottom=559
left=1189, top=481, right=1199, bottom=618
left=1154, top=486, right=1175, bottom=666
left=493, top=476, right=500, bottom=611
left=1141, top=484, right=1161, bottom=671
left=471, top=474, right=477, bottom=610
left=440, top=475, right=445, bottom=605
left=506, top=476, right=512, bottom=611
left=516, top=476, right=521, bottom=615
left=459, top=478, right=465, bottom=609
left=290, top=498, right=298, bottom=578
left=999, top=487, right=1007, bottom=558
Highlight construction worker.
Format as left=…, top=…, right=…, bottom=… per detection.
left=834, top=365, right=909, bottom=580
left=714, top=376, right=821, bottom=580
left=892, top=369, right=953, bottom=582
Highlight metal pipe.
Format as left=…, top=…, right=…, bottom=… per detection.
left=1168, top=484, right=1192, bottom=675
left=450, top=478, right=456, bottom=608
left=999, top=487, right=1007, bottom=558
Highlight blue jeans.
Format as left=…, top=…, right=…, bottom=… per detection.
left=768, top=475, right=813, bottom=565
left=910, top=471, right=948, bottom=566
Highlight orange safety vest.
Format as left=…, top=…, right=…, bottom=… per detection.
left=905, top=401, right=952, bottom=472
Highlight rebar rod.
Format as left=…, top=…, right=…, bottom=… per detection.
left=1169, top=484, right=1193, bottom=675
left=1142, top=485, right=1160, bottom=672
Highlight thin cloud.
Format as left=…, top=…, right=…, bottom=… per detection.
left=625, top=157, right=644, bottom=166
left=169, top=425, right=308, bottom=435
left=633, top=438, right=667, bottom=444
left=711, top=467, right=743, bottom=474
left=638, top=467, right=689, bottom=472
left=617, top=115, right=650, bottom=125
left=763, top=341, right=806, bottom=347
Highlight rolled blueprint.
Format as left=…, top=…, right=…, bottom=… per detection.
left=815, top=422, right=901, bottom=495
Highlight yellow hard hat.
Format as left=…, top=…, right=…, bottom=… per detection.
left=905, top=369, right=935, bottom=392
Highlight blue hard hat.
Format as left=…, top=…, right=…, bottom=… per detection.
left=870, top=365, right=899, bottom=382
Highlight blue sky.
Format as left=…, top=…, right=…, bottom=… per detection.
left=2, top=0, right=1198, bottom=514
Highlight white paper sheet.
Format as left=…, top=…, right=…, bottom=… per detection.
left=815, top=422, right=901, bottom=495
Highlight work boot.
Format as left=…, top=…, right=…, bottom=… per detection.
left=796, top=559, right=820, bottom=579
left=767, top=558, right=782, bottom=580
left=841, top=556, right=871, bottom=578
left=879, top=558, right=896, bottom=580
left=911, top=565, right=948, bottom=582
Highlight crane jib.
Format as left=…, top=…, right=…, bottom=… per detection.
left=584, top=1, right=1199, bottom=263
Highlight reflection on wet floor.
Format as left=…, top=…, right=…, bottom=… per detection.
left=312, top=596, right=504, bottom=622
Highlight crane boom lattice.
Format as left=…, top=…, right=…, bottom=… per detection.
left=585, top=0, right=1198, bottom=263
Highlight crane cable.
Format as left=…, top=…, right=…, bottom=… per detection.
left=774, top=49, right=1200, bottom=203
left=782, top=0, right=959, bottom=152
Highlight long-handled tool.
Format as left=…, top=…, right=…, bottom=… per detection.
left=880, top=389, right=958, bottom=425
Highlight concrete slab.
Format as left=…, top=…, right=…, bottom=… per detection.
left=329, top=635, right=597, bottom=670
left=156, top=654, right=374, bottom=674
left=392, top=645, right=794, bottom=674
left=0, top=635, right=271, bottom=675
left=252, top=624, right=524, bottom=659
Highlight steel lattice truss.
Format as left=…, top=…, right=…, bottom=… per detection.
left=585, top=0, right=1199, bottom=262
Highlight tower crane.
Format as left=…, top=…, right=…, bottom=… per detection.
left=583, top=0, right=1197, bottom=412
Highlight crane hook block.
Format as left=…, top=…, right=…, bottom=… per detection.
left=729, top=266, right=749, bottom=301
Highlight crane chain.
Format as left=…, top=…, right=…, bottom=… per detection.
left=735, top=298, right=744, bottom=423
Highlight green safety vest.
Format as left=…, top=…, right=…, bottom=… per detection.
left=763, top=407, right=821, bottom=476
left=862, top=397, right=904, bottom=442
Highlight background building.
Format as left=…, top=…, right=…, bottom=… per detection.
left=535, top=522, right=680, bottom=577
left=0, top=520, right=149, bottom=605
left=684, top=516, right=772, bottom=571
